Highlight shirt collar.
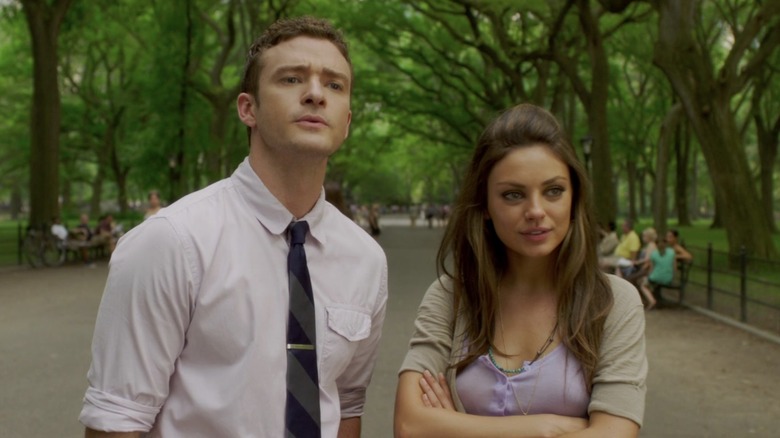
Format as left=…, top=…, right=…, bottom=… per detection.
left=231, top=157, right=327, bottom=245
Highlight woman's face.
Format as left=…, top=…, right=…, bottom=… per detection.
left=149, top=192, right=160, bottom=208
left=486, top=145, right=573, bottom=264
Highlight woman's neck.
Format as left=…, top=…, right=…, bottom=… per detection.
left=503, top=253, right=556, bottom=291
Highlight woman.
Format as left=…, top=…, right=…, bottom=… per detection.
left=638, top=240, right=676, bottom=310
left=144, top=190, right=162, bottom=220
left=665, top=229, right=693, bottom=261
left=625, top=228, right=659, bottom=309
left=394, top=104, right=647, bottom=437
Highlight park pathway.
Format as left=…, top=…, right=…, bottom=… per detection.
left=1, top=220, right=778, bottom=437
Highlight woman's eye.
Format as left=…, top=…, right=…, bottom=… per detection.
left=503, top=192, right=523, bottom=200
left=547, top=187, right=564, bottom=196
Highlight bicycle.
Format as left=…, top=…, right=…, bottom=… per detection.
left=22, top=225, right=67, bottom=268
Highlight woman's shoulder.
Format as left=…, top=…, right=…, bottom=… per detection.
left=424, top=275, right=455, bottom=301
left=604, top=273, right=643, bottom=310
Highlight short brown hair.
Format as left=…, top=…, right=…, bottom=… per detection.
left=239, top=16, right=352, bottom=100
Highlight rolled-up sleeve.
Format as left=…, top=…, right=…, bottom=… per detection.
left=337, top=261, right=389, bottom=418
left=589, top=276, right=648, bottom=427
left=79, top=217, right=195, bottom=431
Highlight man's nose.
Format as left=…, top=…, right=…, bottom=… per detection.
left=302, top=79, right=325, bottom=105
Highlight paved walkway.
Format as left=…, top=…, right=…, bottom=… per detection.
left=1, top=222, right=779, bottom=437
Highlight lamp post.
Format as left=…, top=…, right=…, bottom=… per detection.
left=580, top=135, right=593, bottom=174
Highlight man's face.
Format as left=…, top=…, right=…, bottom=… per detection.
left=242, top=36, right=352, bottom=159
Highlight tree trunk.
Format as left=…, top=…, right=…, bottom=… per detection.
left=107, top=122, right=131, bottom=215
left=756, top=125, right=779, bottom=232
left=21, top=0, right=73, bottom=227
left=89, top=176, right=103, bottom=217
left=652, top=0, right=777, bottom=258
left=691, top=147, right=700, bottom=220
left=10, top=186, right=22, bottom=220
left=171, top=0, right=193, bottom=202
left=626, top=158, right=637, bottom=223
left=578, top=0, right=617, bottom=225
left=653, top=102, right=683, bottom=233
left=637, top=167, right=646, bottom=216
left=675, top=117, right=692, bottom=226
left=753, top=72, right=780, bottom=233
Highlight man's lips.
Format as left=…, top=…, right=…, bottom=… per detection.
left=296, top=115, right=328, bottom=126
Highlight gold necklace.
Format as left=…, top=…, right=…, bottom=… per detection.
left=511, top=360, right=543, bottom=415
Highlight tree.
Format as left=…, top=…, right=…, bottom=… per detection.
left=0, top=8, right=32, bottom=220
left=548, top=0, right=654, bottom=224
left=751, top=51, right=780, bottom=232
left=20, top=0, right=74, bottom=227
left=651, top=0, right=780, bottom=258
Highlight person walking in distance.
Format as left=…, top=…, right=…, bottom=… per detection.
left=80, top=16, right=388, bottom=438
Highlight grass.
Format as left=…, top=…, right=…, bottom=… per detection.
left=635, top=218, right=780, bottom=254
left=0, top=221, right=23, bottom=266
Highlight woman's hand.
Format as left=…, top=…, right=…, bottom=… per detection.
left=419, top=370, right=455, bottom=410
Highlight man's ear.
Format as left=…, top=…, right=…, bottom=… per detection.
left=236, top=92, right=257, bottom=128
left=343, top=111, right=352, bottom=140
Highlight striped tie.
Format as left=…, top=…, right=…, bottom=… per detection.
left=286, top=221, right=321, bottom=437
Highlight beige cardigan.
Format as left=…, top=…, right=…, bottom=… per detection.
left=399, top=274, right=648, bottom=427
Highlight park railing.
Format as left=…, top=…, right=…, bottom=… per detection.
left=683, top=244, right=780, bottom=336
left=1, top=225, right=779, bottom=336
left=0, top=220, right=138, bottom=269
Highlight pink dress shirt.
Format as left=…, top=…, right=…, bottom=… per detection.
left=79, top=158, right=388, bottom=437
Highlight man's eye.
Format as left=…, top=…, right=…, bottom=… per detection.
left=283, top=77, right=301, bottom=84
left=327, top=82, right=344, bottom=91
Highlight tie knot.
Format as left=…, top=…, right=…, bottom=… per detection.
left=289, top=221, right=309, bottom=245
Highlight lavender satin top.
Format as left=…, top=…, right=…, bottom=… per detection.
left=456, top=343, right=590, bottom=417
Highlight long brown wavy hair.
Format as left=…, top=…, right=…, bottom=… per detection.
left=437, top=103, right=613, bottom=391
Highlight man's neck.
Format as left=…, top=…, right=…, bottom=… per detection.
left=248, top=150, right=328, bottom=219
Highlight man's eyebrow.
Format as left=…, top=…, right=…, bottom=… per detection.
left=323, top=67, right=350, bottom=84
left=273, top=64, right=350, bottom=84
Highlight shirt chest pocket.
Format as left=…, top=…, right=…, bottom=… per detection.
left=319, top=305, right=372, bottom=382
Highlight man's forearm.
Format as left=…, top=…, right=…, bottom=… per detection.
left=338, top=416, right=361, bottom=438
left=85, top=428, right=141, bottom=438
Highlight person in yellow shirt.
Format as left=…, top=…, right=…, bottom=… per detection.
left=599, top=219, right=641, bottom=275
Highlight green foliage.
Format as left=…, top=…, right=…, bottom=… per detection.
left=1, top=0, right=779, bottom=255
left=0, top=9, right=31, bottom=208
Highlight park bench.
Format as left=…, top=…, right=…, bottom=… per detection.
left=64, top=237, right=108, bottom=262
left=651, top=259, right=693, bottom=306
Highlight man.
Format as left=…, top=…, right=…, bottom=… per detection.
left=597, top=221, right=619, bottom=257
left=80, top=17, right=388, bottom=437
left=599, top=219, right=641, bottom=275
left=71, top=213, right=96, bottom=265
left=50, top=216, right=68, bottom=241
left=95, top=213, right=118, bottom=254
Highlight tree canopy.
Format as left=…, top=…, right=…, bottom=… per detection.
left=1, top=0, right=778, bottom=258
